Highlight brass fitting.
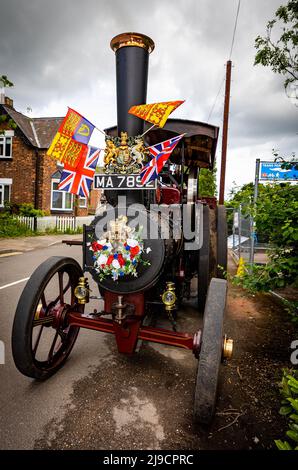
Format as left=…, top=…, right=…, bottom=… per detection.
left=161, top=281, right=177, bottom=312
left=74, top=277, right=90, bottom=304
left=114, top=295, right=126, bottom=324
left=222, top=334, right=233, bottom=360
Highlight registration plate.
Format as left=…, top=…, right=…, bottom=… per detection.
left=93, top=174, right=156, bottom=190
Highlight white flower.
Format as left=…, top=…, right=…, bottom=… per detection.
left=99, top=239, right=107, bottom=245
left=105, top=242, right=112, bottom=249
left=112, top=259, right=120, bottom=269
left=127, top=238, right=139, bottom=248
left=98, top=254, right=108, bottom=265
left=146, top=247, right=152, bottom=254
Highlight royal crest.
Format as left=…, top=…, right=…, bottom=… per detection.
left=103, top=132, right=149, bottom=174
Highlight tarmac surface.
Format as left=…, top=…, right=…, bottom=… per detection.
left=0, top=236, right=296, bottom=449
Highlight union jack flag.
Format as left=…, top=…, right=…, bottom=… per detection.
left=140, top=134, right=185, bottom=185
left=58, top=146, right=101, bottom=197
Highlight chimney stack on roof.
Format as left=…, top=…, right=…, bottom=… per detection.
left=4, top=96, right=14, bottom=108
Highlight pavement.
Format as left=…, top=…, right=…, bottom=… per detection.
left=0, top=234, right=82, bottom=256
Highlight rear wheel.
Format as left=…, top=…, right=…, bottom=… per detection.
left=197, top=205, right=210, bottom=312
left=12, top=256, right=83, bottom=380
left=194, top=278, right=227, bottom=424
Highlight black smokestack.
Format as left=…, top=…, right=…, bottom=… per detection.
left=110, top=32, right=155, bottom=136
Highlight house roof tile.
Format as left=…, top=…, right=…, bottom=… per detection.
left=1, top=105, right=63, bottom=148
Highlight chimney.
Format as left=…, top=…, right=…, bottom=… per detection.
left=4, top=96, right=14, bottom=108
left=110, top=32, right=154, bottom=136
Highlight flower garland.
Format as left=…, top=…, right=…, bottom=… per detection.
left=89, top=232, right=151, bottom=281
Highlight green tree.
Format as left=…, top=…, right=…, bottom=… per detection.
left=0, top=75, right=16, bottom=132
left=198, top=168, right=217, bottom=197
left=229, top=181, right=298, bottom=292
left=254, top=0, right=298, bottom=99
left=0, top=75, right=14, bottom=88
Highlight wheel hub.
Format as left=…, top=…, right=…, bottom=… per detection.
left=222, top=334, right=233, bottom=360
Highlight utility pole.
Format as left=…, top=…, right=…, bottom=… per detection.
left=219, top=60, right=232, bottom=205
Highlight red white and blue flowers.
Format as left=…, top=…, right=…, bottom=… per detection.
left=89, top=233, right=151, bottom=281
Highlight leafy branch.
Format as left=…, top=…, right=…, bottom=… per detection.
left=254, top=1, right=298, bottom=98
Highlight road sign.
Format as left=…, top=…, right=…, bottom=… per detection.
left=259, top=161, right=298, bottom=181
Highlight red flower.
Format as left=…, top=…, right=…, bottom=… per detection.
left=107, top=255, right=114, bottom=265
left=91, top=241, right=103, bottom=251
left=118, top=254, right=125, bottom=267
left=130, top=246, right=140, bottom=256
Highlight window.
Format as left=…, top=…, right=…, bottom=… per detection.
left=79, top=196, right=87, bottom=208
left=51, top=179, right=73, bottom=211
left=0, top=131, right=13, bottom=159
left=0, top=178, right=12, bottom=207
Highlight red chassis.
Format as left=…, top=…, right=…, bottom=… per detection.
left=65, top=292, right=201, bottom=357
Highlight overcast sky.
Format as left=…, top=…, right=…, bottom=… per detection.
left=0, top=0, right=297, bottom=196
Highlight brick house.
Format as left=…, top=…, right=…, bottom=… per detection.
left=0, top=97, right=100, bottom=216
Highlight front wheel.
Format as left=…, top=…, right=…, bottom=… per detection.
left=12, top=256, right=84, bottom=380
left=194, top=278, right=227, bottom=424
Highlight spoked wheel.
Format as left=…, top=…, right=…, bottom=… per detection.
left=12, top=256, right=84, bottom=380
left=217, top=205, right=228, bottom=278
left=197, top=205, right=210, bottom=312
left=194, top=277, right=227, bottom=424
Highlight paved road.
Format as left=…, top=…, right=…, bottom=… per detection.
left=0, top=243, right=114, bottom=449
left=0, top=242, right=200, bottom=450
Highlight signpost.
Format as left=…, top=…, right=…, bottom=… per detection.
left=249, top=159, right=260, bottom=269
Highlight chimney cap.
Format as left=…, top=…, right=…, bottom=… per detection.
left=110, top=32, right=155, bottom=54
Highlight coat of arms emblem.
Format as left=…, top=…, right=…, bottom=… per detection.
left=103, top=132, right=149, bottom=174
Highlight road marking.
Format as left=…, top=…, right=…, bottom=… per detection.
left=0, top=251, right=23, bottom=258
left=0, top=277, right=29, bottom=290
left=48, top=241, right=61, bottom=246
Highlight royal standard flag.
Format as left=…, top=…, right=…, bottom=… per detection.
left=47, top=108, right=95, bottom=168
left=128, top=100, right=185, bottom=128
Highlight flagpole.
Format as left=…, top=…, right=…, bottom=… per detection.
left=95, top=126, right=108, bottom=137
left=140, top=123, right=156, bottom=138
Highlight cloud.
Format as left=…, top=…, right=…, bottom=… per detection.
left=0, top=0, right=296, bottom=194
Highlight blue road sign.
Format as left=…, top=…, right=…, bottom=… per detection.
left=259, top=161, right=298, bottom=181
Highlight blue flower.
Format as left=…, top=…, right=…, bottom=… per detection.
left=103, top=245, right=108, bottom=250
left=114, top=253, right=118, bottom=259
left=132, top=259, right=137, bottom=265
left=125, top=245, right=130, bottom=251
left=119, top=271, right=124, bottom=277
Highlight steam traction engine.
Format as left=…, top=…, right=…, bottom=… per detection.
left=12, top=33, right=233, bottom=424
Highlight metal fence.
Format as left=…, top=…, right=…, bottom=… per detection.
left=228, top=205, right=272, bottom=267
